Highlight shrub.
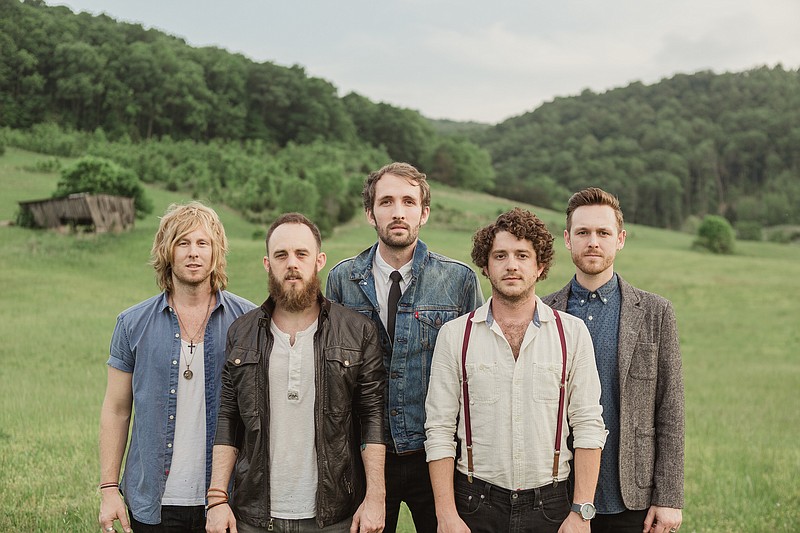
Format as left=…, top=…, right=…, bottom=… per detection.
left=736, top=221, right=763, bottom=241
left=54, top=156, right=153, bottom=218
left=694, top=215, right=735, bottom=254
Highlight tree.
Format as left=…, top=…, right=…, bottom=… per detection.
left=54, top=156, right=152, bottom=218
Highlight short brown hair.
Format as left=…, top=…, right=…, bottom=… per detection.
left=362, top=162, right=431, bottom=212
left=266, top=212, right=322, bottom=253
left=151, top=201, right=228, bottom=293
left=566, top=187, right=624, bottom=232
left=471, top=208, right=555, bottom=281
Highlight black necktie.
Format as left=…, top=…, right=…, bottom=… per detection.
left=387, top=270, right=402, bottom=343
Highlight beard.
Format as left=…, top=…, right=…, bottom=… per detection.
left=268, top=269, right=320, bottom=313
left=489, top=275, right=537, bottom=305
left=571, top=250, right=614, bottom=277
left=375, top=220, right=420, bottom=249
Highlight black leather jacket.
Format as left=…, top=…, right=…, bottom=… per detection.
left=214, top=295, right=386, bottom=528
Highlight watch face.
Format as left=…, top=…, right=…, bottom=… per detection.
left=580, top=502, right=597, bottom=520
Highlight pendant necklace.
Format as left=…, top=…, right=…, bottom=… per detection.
left=173, top=295, right=213, bottom=380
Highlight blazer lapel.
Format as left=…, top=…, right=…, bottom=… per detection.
left=618, top=276, right=644, bottom=392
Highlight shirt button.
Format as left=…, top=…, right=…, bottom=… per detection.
left=169, top=415, right=174, bottom=420
left=580, top=299, right=585, bottom=304
left=588, top=316, right=593, bottom=321
left=391, top=372, right=399, bottom=379
left=175, top=333, right=180, bottom=338
left=344, top=360, right=350, bottom=367
left=167, top=443, right=172, bottom=448
left=170, top=389, right=176, bottom=394
left=172, top=360, right=178, bottom=365
left=591, top=293, right=596, bottom=298
left=390, top=409, right=398, bottom=416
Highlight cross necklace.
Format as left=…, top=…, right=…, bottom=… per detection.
left=173, top=295, right=213, bottom=380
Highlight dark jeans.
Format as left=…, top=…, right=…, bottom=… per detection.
left=591, top=509, right=649, bottom=533
left=454, top=472, right=571, bottom=533
left=236, top=516, right=352, bottom=532
left=384, top=451, right=438, bottom=533
left=129, top=505, right=205, bottom=533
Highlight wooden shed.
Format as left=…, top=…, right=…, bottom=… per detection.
left=18, top=193, right=135, bottom=232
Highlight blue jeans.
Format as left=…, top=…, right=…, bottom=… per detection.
left=454, top=473, right=571, bottom=533
left=128, top=505, right=205, bottom=532
left=236, top=516, right=352, bottom=532
left=385, top=451, right=437, bottom=533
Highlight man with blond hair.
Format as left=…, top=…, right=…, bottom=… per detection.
left=98, top=201, right=255, bottom=533
left=542, top=188, right=684, bottom=533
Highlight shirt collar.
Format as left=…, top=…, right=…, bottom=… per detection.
left=570, top=273, right=619, bottom=306
left=485, top=297, right=542, bottom=328
left=374, top=247, right=413, bottom=284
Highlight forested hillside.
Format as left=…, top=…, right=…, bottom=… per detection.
left=474, top=67, right=800, bottom=230
left=2, top=0, right=798, bottom=235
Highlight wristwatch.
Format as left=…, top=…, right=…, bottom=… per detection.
left=571, top=502, right=596, bottom=521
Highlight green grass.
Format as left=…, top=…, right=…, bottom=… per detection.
left=1, top=147, right=799, bottom=532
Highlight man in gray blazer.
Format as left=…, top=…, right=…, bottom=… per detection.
left=542, top=188, right=684, bottom=533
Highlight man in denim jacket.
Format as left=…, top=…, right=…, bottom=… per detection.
left=326, top=162, right=483, bottom=532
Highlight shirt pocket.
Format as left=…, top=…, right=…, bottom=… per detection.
left=532, top=362, right=562, bottom=404
left=227, top=346, right=262, bottom=417
left=323, top=346, right=363, bottom=415
left=629, top=342, right=657, bottom=380
left=464, top=362, right=499, bottom=404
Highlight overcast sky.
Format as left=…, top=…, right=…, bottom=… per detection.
left=51, top=0, right=800, bottom=124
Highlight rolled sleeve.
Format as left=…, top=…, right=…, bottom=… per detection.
left=424, top=319, right=462, bottom=462
left=108, top=315, right=135, bottom=373
left=567, top=319, right=608, bottom=450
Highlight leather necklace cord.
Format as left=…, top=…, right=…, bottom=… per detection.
left=173, top=294, right=213, bottom=379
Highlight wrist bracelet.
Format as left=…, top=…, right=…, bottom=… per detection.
left=99, top=482, right=119, bottom=490
left=205, top=499, right=229, bottom=511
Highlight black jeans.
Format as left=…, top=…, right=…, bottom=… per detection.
left=454, top=472, right=571, bottom=533
left=591, top=509, right=649, bottom=533
left=384, top=451, right=438, bottom=533
left=128, top=505, right=205, bottom=533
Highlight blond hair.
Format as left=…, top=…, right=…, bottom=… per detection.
left=151, top=201, right=228, bottom=293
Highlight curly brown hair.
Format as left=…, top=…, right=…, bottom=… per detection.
left=471, top=208, right=555, bottom=280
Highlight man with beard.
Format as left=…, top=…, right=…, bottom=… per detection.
left=425, top=208, right=606, bottom=533
left=99, top=202, right=256, bottom=533
left=542, top=188, right=684, bottom=533
left=206, top=213, right=386, bottom=533
left=326, top=163, right=483, bottom=532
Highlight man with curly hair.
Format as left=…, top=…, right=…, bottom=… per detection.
left=425, top=208, right=607, bottom=533
left=542, top=188, right=684, bottom=533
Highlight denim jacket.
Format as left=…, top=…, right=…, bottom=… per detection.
left=108, top=290, right=256, bottom=525
left=326, top=240, right=483, bottom=453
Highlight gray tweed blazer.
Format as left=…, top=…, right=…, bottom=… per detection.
left=542, top=274, right=684, bottom=510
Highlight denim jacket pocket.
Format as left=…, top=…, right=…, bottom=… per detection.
left=417, top=308, right=460, bottom=349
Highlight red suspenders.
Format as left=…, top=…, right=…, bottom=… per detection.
left=460, top=309, right=568, bottom=485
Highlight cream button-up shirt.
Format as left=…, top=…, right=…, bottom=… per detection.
left=425, top=296, right=607, bottom=490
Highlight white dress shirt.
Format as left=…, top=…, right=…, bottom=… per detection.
left=425, top=296, right=607, bottom=490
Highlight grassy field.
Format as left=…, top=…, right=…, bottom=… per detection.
left=1, top=147, right=799, bottom=532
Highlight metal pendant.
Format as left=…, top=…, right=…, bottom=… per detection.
left=183, top=368, right=193, bottom=380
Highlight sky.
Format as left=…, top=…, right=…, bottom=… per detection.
left=51, top=0, right=800, bottom=124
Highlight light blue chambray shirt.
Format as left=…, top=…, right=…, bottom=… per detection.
left=108, top=290, right=255, bottom=525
